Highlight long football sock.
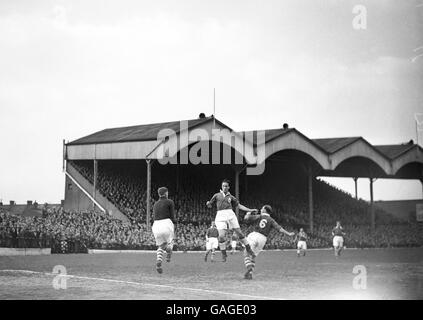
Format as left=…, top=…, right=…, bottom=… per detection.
left=211, top=249, right=215, bottom=261
left=219, top=242, right=227, bottom=260
left=157, top=247, right=166, bottom=264
left=244, top=251, right=255, bottom=272
left=166, top=244, right=173, bottom=262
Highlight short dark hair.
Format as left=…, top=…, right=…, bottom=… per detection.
left=263, top=205, right=273, bottom=214
left=158, top=187, right=168, bottom=197
left=222, top=179, right=230, bottom=185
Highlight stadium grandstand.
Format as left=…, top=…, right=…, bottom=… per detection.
left=1, top=114, right=423, bottom=252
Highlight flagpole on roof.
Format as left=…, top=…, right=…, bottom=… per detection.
left=213, top=88, right=216, bottom=128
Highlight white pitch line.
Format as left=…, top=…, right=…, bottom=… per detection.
left=0, top=269, right=283, bottom=300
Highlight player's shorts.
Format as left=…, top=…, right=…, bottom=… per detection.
left=206, top=237, right=219, bottom=250
left=231, top=241, right=237, bottom=249
left=152, top=218, right=174, bottom=246
left=297, top=240, right=307, bottom=250
left=333, top=236, right=344, bottom=247
left=215, top=209, right=240, bottom=230
left=246, top=232, right=267, bottom=257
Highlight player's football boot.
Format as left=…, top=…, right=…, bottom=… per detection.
left=244, top=269, right=253, bottom=280
left=156, top=261, right=163, bottom=274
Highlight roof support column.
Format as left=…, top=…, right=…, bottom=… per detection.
left=370, top=178, right=375, bottom=232
left=244, top=171, right=248, bottom=194
left=93, top=159, right=98, bottom=210
left=308, top=163, right=314, bottom=234
left=354, top=177, right=358, bottom=200
left=146, top=159, right=152, bottom=231
left=176, top=165, right=180, bottom=194
left=235, top=168, right=240, bottom=217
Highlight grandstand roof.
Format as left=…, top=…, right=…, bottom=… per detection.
left=374, top=143, right=416, bottom=159
left=65, top=116, right=423, bottom=179
left=313, top=137, right=361, bottom=154
left=68, top=116, right=231, bottom=145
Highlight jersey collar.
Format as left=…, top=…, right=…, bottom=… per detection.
left=220, top=190, right=230, bottom=197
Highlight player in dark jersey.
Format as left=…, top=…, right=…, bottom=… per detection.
left=295, top=228, right=308, bottom=257
left=204, top=222, right=219, bottom=262
left=243, top=205, right=295, bottom=280
left=332, top=221, right=346, bottom=258
left=152, top=187, right=176, bottom=274
left=206, top=179, right=257, bottom=262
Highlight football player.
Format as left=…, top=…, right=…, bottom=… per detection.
left=152, top=187, right=176, bottom=274
left=243, top=205, right=295, bottom=279
left=332, top=221, right=346, bottom=258
left=206, top=179, right=257, bottom=262
left=205, top=222, right=219, bottom=262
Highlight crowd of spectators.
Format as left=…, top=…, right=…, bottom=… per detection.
left=1, top=206, right=421, bottom=250
left=1, top=160, right=420, bottom=251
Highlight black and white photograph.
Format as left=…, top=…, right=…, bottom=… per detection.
left=0, top=0, right=423, bottom=306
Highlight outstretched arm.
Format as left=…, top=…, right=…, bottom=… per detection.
left=274, top=220, right=295, bottom=237
left=206, top=194, right=217, bottom=208
left=279, top=226, right=295, bottom=237
left=238, top=203, right=258, bottom=212
left=244, top=211, right=260, bottom=222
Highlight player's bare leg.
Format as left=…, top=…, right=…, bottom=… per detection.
left=233, top=228, right=255, bottom=258
left=204, top=249, right=211, bottom=262
left=210, top=248, right=216, bottom=262
left=156, top=243, right=167, bottom=273
left=218, top=229, right=228, bottom=262
left=334, top=246, right=339, bottom=258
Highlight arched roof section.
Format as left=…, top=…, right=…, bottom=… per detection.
left=253, top=128, right=331, bottom=169
left=321, top=137, right=392, bottom=174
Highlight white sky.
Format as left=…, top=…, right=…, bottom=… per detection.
left=0, top=0, right=422, bottom=204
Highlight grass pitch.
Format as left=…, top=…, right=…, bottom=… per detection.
left=0, top=248, right=422, bottom=300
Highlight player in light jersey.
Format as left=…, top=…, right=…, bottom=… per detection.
left=204, top=222, right=219, bottom=262
left=332, top=221, right=346, bottom=258
left=296, top=228, right=308, bottom=257
left=230, top=233, right=238, bottom=254
left=206, top=179, right=257, bottom=262
left=243, top=205, right=295, bottom=280
left=151, top=187, right=176, bottom=274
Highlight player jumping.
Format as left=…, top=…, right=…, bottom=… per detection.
left=206, top=179, right=257, bottom=262
left=296, top=228, right=308, bottom=257
left=152, top=187, right=176, bottom=274
left=204, top=222, right=219, bottom=262
left=243, top=205, right=295, bottom=280
left=332, top=221, right=346, bottom=258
